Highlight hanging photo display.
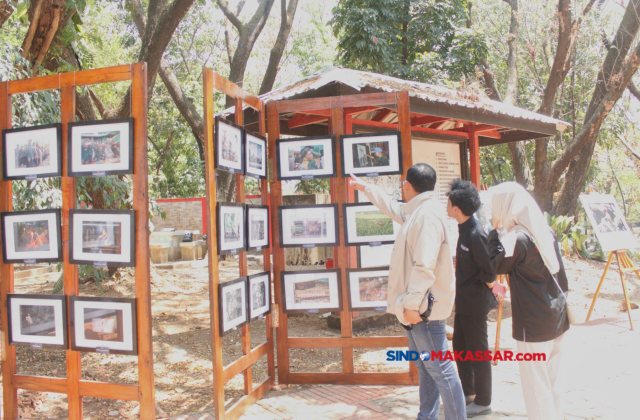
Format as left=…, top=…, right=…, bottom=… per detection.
left=69, top=209, right=136, bottom=267
left=218, top=276, right=249, bottom=335
left=579, top=194, right=638, bottom=253
left=217, top=202, right=246, bottom=255
left=215, top=117, right=244, bottom=174
left=245, top=130, right=267, bottom=179
left=68, top=118, right=134, bottom=177
left=343, top=203, right=401, bottom=246
left=341, top=132, right=402, bottom=177
left=346, top=267, right=389, bottom=311
left=278, top=204, right=339, bottom=248
left=281, top=269, right=342, bottom=314
left=70, top=296, right=137, bottom=355
left=2, top=123, right=62, bottom=180
left=246, top=204, right=269, bottom=251
left=248, top=271, right=271, bottom=320
left=276, top=136, right=336, bottom=180
left=1, top=209, right=62, bottom=264
left=7, top=294, right=68, bottom=350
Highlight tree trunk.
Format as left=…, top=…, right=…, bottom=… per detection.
left=0, top=1, right=13, bottom=28
left=21, top=0, right=69, bottom=67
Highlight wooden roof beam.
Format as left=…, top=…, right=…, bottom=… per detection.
left=344, top=106, right=381, bottom=116
left=372, top=109, right=392, bottom=121
left=352, top=118, right=468, bottom=138
left=288, top=113, right=329, bottom=129
left=411, top=115, right=449, bottom=126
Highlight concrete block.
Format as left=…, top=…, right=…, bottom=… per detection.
left=327, top=311, right=398, bottom=332
left=150, top=243, right=170, bottom=264
left=195, top=240, right=207, bottom=259
left=180, top=242, right=198, bottom=261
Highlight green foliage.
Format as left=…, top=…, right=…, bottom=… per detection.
left=294, top=179, right=330, bottom=194
left=545, top=213, right=590, bottom=258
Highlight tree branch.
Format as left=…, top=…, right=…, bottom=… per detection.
left=0, top=1, right=14, bottom=28
left=217, top=0, right=243, bottom=33
left=628, top=80, right=640, bottom=101
left=503, top=0, right=518, bottom=105
left=618, top=134, right=640, bottom=161
left=481, top=58, right=502, bottom=101
left=259, top=0, right=299, bottom=94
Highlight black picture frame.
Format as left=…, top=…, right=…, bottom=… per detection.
left=245, top=130, right=267, bottom=179
left=247, top=271, right=271, bottom=320
left=276, top=135, right=337, bottom=180
left=216, top=202, right=246, bottom=255
left=1, top=209, right=63, bottom=264
left=7, top=293, right=68, bottom=350
left=278, top=204, right=339, bottom=248
left=246, top=204, right=270, bottom=251
left=345, top=267, right=390, bottom=311
left=214, top=116, right=245, bottom=174
left=69, top=209, right=136, bottom=267
left=2, top=123, right=63, bottom=181
left=218, top=276, right=249, bottom=335
left=68, top=118, right=134, bottom=177
left=281, top=269, right=343, bottom=314
left=342, top=202, right=400, bottom=247
left=69, top=296, right=138, bottom=355
left=340, top=131, right=403, bottom=177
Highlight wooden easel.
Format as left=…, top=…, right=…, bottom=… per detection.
left=585, top=250, right=637, bottom=331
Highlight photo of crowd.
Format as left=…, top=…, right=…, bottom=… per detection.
left=15, top=221, right=51, bottom=253
left=20, top=305, right=56, bottom=337
left=80, top=131, right=121, bottom=165
left=288, top=145, right=324, bottom=171
left=14, top=139, right=51, bottom=169
left=81, top=221, right=122, bottom=255
left=290, top=217, right=327, bottom=239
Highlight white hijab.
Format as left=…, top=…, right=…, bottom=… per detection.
left=489, top=182, right=560, bottom=275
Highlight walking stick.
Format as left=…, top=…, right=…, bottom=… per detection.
left=493, top=274, right=509, bottom=366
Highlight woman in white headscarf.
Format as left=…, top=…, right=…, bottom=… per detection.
left=487, top=182, right=569, bottom=420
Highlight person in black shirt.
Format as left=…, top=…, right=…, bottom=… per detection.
left=446, top=179, right=498, bottom=418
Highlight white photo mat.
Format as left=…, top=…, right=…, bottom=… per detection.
left=3, top=211, right=60, bottom=261
left=219, top=205, right=245, bottom=252
left=9, top=296, right=66, bottom=346
left=70, top=120, right=131, bottom=173
left=342, top=133, right=401, bottom=175
left=345, top=204, right=401, bottom=244
left=348, top=268, right=389, bottom=309
left=72, top=300, right=135, bottom=352
left=4, top=125, right=60, bottom=177
left=249, top=273, right=270, bottom=319
left=71, top=212, right=133, bottom=264
left=282, top=271, right=341, bottom=312
left=247, top=207, right=269, bottom=249
left=277, top=137, right=335, bottom=179
left=245, top=132, right=266, bottom=178
left=579, top=194, right=638, bottom=252
left=280, top=206, right=337, bottom=246
left=217, top=119, right=243, bottom=172
left=221, top=280, right=248, bottom=332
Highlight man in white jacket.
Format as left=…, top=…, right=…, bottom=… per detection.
left=350, top=163, right=466, bottom=420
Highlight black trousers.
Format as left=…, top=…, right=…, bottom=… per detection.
left=452, top=313, right=492, bottom=406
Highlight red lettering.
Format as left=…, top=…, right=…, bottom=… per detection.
left=431, top=351, right=443, bottom=361
left=475, top=350, right=485, bottom=361
left=493, top=351, right=503, bottom=361
left=453, top=351, right=464, bottom=361
left=484, top=351, right=493, bottom=361
left=465, top=351, right=475, bottom=361
left=504, top=350, right=514, bottom=361
left=444, top=351, right=454, bottom=361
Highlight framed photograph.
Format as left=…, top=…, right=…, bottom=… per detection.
left=341, top=132, right=402, bottom=176
left=245, top=131, right=267, bottom=179
left=217, top=202, right=246, bottom=255
left=579, top=194, right=638, bottom=252
left=248, top=271, right=271, bottom=320
left=69, top=210, right=136, bottom=267
left=219, top=276, right=249, bottom=335
left=7, top=294, right=67, bottom=349
left=215, top=117, right=244, bottom=174
left=68, top=118, right=134, bottom=177
left=343, top=203, right=401, bottom=246
left=246, top=205, right=269, bottom=251
left=70, top=296, right=137, bottom=355
left=2, top=123, right=62, bottom=180
left=278, top=204, right=339, bottom=248
left=281, top=269, right=342, bottom=314
left=1, top=209, right=62, bottom=264
left=276, top=136, right=336, bottom=180
left=346, top=267, right=389, bottom=311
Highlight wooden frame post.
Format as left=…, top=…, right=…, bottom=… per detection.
left=0, top=63, right=154, bottom=419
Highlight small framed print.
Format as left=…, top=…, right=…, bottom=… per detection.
left=1, top=209, right=62, bottom=264
left=7, top=294, right=68, bottom=350
left=346, top=267, right=390, bottom=311
left=276, top=136, right=336, bottom=180
left=2, top=123, right=62, bottom=180
left=245, top=130, right=267, bottom=179
left=246, top=205, right=269, bottom=251
left=215, top=117, right=244, bottom=174
left=281, top=269, right=342, bottom=314
left=68, top=118, right=134, bottom=177
left=217, top=202, right=246, bottom=255
left=219, top=277, right=249, bottom=335
left=70, top=296, right=137, bottom=355
left=341, top=132, right=402, bottom=177
left=69, top=209, right=136, bottom=267
left=248, top=271, right=271, bottom=320
left=278, top=204, right=339, bottom=248
left=343, top=203, right=401, bottom=246
left=579, top=194, right=638, bottom=252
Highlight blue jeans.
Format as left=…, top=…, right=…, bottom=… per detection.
left=407, top=319, right=467, bottom=420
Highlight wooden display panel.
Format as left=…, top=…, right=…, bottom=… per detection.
left=0, top=63, right=155, bottom=419
left=203, top=68, right=274, bottom=420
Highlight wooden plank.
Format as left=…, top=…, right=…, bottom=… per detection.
left=7, top=65, right=132, bottom=94
left=288, top=113, right=328, bottom=129
left=411, top=115, right=449, bottom=126
left=8, top=74, right=60, bottom=94
left=60, top=75, right=83, bottom=420
left=396, top=92, right=412, bottom=179
left=288, top=336, right=408, bottom=349
left=225, top=377, right=273, bottom=420
left=344, top=106, right=381, bottom=116
left=454, top=124, right=500, bottom=133
left=78, top=381, right=139, bottom=401
left=73, top=64, right=132, bottom=86
left=0, top=81, right=18, bottom=420
left=204, top=68, right=225, bottom=420
left=352, top=118, right=468, bottom=138
left=373, top=109, right=392, bottom=122
left=212, top=72, right=261, bottom=110
left=278, top=92, right=398, bottom=114
left=131, top=62, right=156, bottom=420
left=14, top=375, right=68, bottom=394
left=468, top=129, right=481, bottom=188
left=286, top=372, right=412, bottom=385
left=223, top=342, right=270, bottom=383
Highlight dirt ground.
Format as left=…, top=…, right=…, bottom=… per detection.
left=2, top=254, right=639, bottom=419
